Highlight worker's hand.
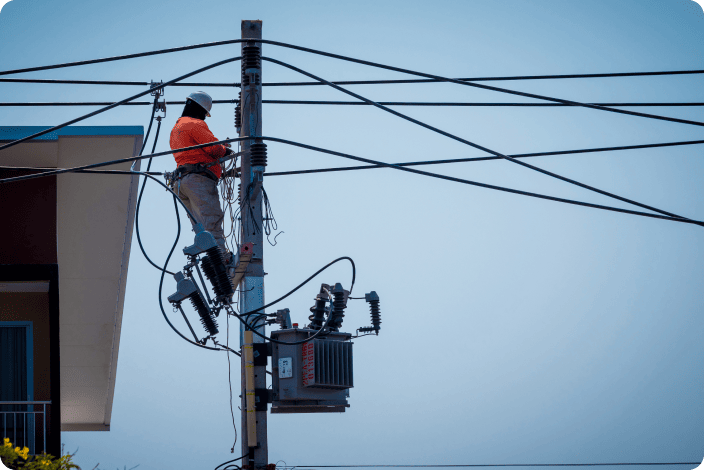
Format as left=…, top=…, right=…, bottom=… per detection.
left=224, top=148, right=234, bottom=156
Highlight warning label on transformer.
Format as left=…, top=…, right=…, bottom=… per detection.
left=278, top=357, right=293, bottom=378
left=302, top=342, right=315, bottom=386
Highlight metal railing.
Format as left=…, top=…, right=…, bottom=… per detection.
left=0, top=401, right=50, bottom=455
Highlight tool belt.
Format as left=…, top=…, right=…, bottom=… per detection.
left=174, top=163, right=219, bottom=182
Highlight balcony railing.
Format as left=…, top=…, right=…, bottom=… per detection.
left=0, top=401, right=50, bottom=455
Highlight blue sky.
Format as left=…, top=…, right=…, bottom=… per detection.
left=1, top=1, right=704, bottom=470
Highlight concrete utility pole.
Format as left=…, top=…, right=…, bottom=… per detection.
left=239, top=19, right=268, bottom=469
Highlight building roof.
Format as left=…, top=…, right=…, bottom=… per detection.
left=1, top=125, right=144, bottom=432
left=0, top=126, right=143, bottom=141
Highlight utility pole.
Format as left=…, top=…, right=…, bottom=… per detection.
left=239, top=20, right=268, bottom=469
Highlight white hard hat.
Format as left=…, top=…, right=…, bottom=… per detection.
left=187, top=91, right=213, bottom=117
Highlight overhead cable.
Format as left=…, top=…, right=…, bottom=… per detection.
left=1, top=136, right=701, bottom=227
left=262, top=56, right=691, bottom=221
left=5, top=100, right=704, bottom=108
left=0, top=56, right=242, bottom=152
left=259, top=68, right=704, bottom=85
left=262, top=136, right=704, bottom=227
left=1, top=38, right=702, bottom=82
left=265, top=138, right=704, bottom=176
left=0, top=136, right=250, bottom=184
left=253, top=45, right=704, bottom=128
left=0, top=39, right=248, bottom=76
left=0, top=78, right=237, bottom=87
left=291, top=464, right=701, bottom=468
left=227, top=256, right=357, bottom=346
left=3, top=37, right=702, bottom=127
left=7, top=138, right=704, bottom=178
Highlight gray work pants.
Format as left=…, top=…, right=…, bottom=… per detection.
left=173, top=173, right=227, bottom=254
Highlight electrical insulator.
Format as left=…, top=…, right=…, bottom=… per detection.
left=358, top=291, right=381, bottom=335
left=328, top=283, right=347, bottom=332
left=234, top=91, right=242, bottom=132
left=275, top=308, right=292, bottom=329
left=250, top=141, right=267, bottom=167
left=168, top=272, right=219, bottom=336
left=182, top=223, right=233, bottom=301
left=308, top=285, right=330, bottom=330
left=241, top=44, right=261, bottom=87
left=200, top=247, right=234, bottom=300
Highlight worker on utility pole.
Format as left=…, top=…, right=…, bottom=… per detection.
left=170, top=91, right=237, bottom=267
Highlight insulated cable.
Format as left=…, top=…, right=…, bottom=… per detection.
left=244, top=41, right=704, bottom=129
left=6, top=138, right=704, bottom=179
left=2, top=37, right=703, bottom=125
left=134, top=101, right=171, bottom=274
left=262, top=57, right=691, bottom=222
left=265, top=139, right=704, bottom=176
left=261, top=136, right=704, bottom=228
left=0, top=56, right=242, bottom=152
left=0, top=136, right=250, bottom=184
left=290, top=464, right=702, bottom=468
left=2, top=136, right=702, bottom=227
left=0, top=78, right=238, bottom=87
left=1, top=37, right=703, bottom=82
left=5, top=100, right=704, bottom=108
left=227, top=256, right=356, bottom=345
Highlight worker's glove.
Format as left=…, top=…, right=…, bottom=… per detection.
left=222, top=167, right=240, bottom=179
left=224, top=148, right=234, bottom=156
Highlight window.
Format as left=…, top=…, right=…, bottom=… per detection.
left=0, top=322, right=34, bottom=451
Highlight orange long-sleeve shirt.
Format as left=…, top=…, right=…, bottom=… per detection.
left=170, top=117, right=226, bottom=178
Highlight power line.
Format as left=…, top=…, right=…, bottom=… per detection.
left=0, top=78, right=237, bottom=87
left=4, top=135, right=700, bottom=227
left=265, top=138, right=704, bottom=176
left=0, top=136, right=250, bottom=183
left=291, top=464, right=701, bottom=468
left=7, top=138, right=704, bottom=178
left=0, top=39, right=248, bottom=76
left=263, top=136, right=704, bottom=227
left=263, top=57, right=691, bottom=222
left=259, top=101, right=704, bottom=107
left=4, top=100, right=704, bottom=107
left=258, top=44, right=704, bottom=129
left=3, top=37, right=702, bottom=128
left=260, top=69, right=704, bottom=86
left=0, top=56, right=241, bottom=152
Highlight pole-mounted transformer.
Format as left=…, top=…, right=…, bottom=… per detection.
left=268, top=283, right=381, bottom=413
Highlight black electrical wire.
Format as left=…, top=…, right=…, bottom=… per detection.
left=228, top=256, right=357, bottom=345
left=0, top=100, right=237, bottom=106
left=7, top=137, right=704, bottom=179
left=259, top=101, right=704, bottom=107
left=0, top=56, right=242, bottom=152
left=257, top=45, right=704, bottom=129
left=0, top=78, right=238, bottom=87
left=6, top=100, right=704, bottom=108
left=2, top=38, right=703, bottom=81
left=265, top=138, right=704, bottom=177
left=260, top=69, right=704, bottom=86
left=214, top=454, right=247, bottom=470
left=262, top=136, right=704, bottom=228
left=0, top=39, right=249, bottom=76
left=263, top=57, right=691, bottom=222
left=3, top=135, right=702, bottom=227
left=0, top=136, right=250, bottom=184
left=291, top=464, right=701, bottom=468
left=135, top=110, right=171, bottom=274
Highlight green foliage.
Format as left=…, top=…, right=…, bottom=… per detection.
left=1, top=438, right=80, bottom=470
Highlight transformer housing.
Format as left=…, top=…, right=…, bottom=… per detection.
left=270, top=328, right=353, bottom=413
